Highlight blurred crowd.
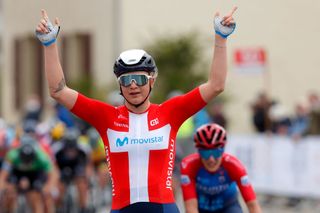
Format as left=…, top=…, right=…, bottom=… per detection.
left=0, top=94, right=111, bottom=213
left=250, top=90, right=320, bottom=209
left=251, top=91, right=320, bottom=138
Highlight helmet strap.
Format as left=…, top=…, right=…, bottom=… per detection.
left=120, top=84, right=152, bottom=108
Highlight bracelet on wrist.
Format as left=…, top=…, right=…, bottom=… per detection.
left=215, top=44, right=226, bottom=48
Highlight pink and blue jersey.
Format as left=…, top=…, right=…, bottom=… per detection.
left=180, top=153, right=256, bottom=212
left=71, top=87, right=206, bottom=210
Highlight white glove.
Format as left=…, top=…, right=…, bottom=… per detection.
left=35, top=19, right=60, bottom=46
left=214, top=16, right=236, bottom=39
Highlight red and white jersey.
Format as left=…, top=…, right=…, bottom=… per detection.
left=71, top=87, right=206, bottom=210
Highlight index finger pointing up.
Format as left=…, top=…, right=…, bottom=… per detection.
left=41, top=9, right=49, bottom=20
left=228, top=6, right=238, bottom=16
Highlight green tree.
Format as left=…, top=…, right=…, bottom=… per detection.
left=145, top=32, right=208, bottom=103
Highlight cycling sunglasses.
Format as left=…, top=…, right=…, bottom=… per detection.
left=118, top=74, right=152, bottom=87
left=198, top=148, right=224, bottom=160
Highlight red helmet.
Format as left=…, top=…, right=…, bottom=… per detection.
left=194, top=123, right=227, bottom=149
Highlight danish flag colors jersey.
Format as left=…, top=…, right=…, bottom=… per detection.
left=180, top=153, right=256, bottom=212
left=71, top=87, right=206, bottom=210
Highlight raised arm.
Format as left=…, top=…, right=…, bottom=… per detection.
left=199, top=6, right=237, bottom=103
left=184, top=199, right=199, bottom=213
left=36, top=9, right=78, bottom=109
left=246, top=200, right=262, bottom=213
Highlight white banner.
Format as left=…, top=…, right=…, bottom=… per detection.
left=226, top=134, right=320, bottom=198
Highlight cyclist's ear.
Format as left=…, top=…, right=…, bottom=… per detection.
left=150, top=77, right=156, bottom=88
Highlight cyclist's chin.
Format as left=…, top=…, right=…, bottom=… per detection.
left=126, top=94, right=147, bottom=104
left=203, top=161, right=220, bottom=172
left=205, top=165, right=219, bottom=173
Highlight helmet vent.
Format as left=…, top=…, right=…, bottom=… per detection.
left=196, top=132, right=202, bottom=145
left=140, top=56, right=147, bottom=64
left=202, top=129, right=211, bottom=142
left=147, top=59, right=153, bottom=65
left=215, top=130, right=223, bottom=142
left=118, top=56, right=147, bottom=67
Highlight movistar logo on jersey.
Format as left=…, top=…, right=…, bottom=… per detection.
left=116, top=137, right=129, bottom=147
left=115, top=136, right=163, bottom=147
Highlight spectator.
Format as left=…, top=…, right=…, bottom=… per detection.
left=289, top=102, right=309, bottom=139
left=251, top=92, right=272, bottom=133
left=269, top=102, right=291, bottom=135
left=23, top=94, right=43, bottom=122
left=209, top=100, right=228, bottom=128
left=306, top=92, right=320, bottom=135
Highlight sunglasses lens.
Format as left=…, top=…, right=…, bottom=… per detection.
left=119, top=75, right=149, bottom=87
left=119, top=76, right=131, bottom=87
left=199, top=148, right=224, bottom=160
left=135, top=75, right=148, bottom=86
left=199, top=150, right=211, bottom=159
left=212, top=148, right=224, bottom=158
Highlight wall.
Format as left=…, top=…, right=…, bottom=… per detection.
left=2, top=0, right=320, bottom=132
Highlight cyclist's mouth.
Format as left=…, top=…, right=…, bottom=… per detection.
left=207, top=161, right=218, bottom=167
left=130, top=92, right=140, bottom=96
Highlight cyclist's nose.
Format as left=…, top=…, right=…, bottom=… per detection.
left=208, top=155, right=217, bottom=162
